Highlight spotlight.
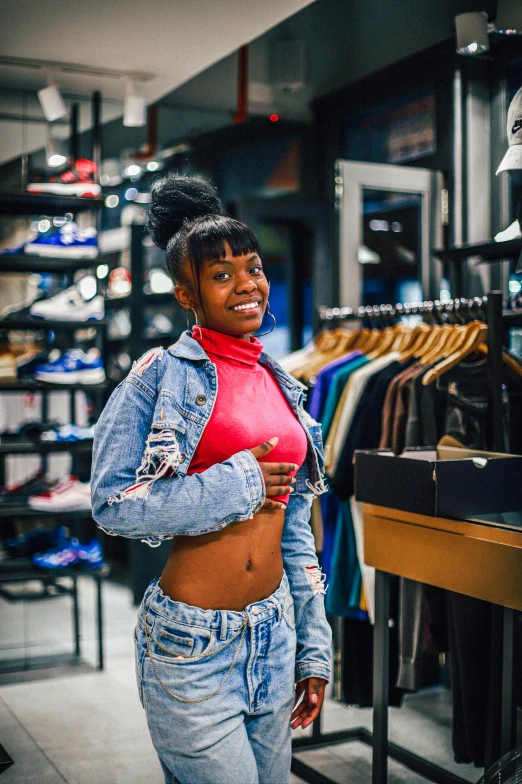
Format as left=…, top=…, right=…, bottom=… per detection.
left=455, top=12, right=490, bottom=55
left=105, top=195, right=119, bottom=208
left=146, top=161, right=160, bottom=171
left=46, top=134, right=67, bottom=168
left=123, top=80, right=147, bottom=127
left=125, top=164, right=142, bottom=178
left=38, top=83, right=68, bottom=122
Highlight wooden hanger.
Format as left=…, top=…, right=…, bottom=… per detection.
left=422, top=323, right=488, bottom=385
left=476, top=343, right=522, bottom=377
left=398, top=323, right=431, bottom=361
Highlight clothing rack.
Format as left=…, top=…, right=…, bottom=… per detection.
left=291, top=291, right=520, bottom=784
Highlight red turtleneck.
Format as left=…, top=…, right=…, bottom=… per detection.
left=188, top=326, right=308, bottom=505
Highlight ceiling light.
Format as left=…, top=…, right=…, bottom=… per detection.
left=38, top=219, right=51, bottom=233
left=38, top=83, right=67, bottom=122
left=146, top=161, right=160, bottom=171
left=105, top=195, right=119, bottom=208
left=455, top=12, right=490, bottom=55
left=123, top=80, right=147, bottom=127
left=96, top=264, right=109, bottom=279
left=46, top=134, right=67, bottom=168
left=125, top=188, right=138, bottom=201
left=125, top=164, right=142, bottom=178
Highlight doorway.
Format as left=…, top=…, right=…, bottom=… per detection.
left=336, top=160, right=444, bottom=309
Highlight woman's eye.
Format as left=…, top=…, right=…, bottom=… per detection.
left=250, top=265, right=263, bottom=275
left=214, top=272, right=231, bottom=281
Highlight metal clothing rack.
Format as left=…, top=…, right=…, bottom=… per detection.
left=291, top=292, right=522, bottom=784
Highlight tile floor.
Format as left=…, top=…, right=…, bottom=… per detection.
left=0, top=576, right=482, bottom=784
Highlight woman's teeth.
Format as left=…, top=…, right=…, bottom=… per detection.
left=232, top=302, right=259, bottom=311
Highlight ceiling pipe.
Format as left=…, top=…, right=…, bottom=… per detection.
left=232, top=45, right=248, bottom=124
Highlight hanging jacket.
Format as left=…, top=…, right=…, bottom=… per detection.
left=91, top=329, right=332, bottom=684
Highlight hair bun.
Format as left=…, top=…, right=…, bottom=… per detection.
left=147, top=175, right=225, bottom=250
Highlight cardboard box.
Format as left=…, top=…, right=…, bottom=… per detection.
left=354, top=437, right=522, bottom=521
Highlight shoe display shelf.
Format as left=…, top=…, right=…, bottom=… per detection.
left=0, top=191, right=103, bottom=216
left=0, top=556, right=108, bottom=681
left=0, top=250, right=115, bottom=275
left=0, top=185, right=109, bottom=680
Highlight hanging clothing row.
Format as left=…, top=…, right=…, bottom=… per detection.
left=280, top=297, right=522, bottom=769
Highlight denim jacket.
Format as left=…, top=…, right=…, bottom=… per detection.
left=91, top=330, right=332, bottom=683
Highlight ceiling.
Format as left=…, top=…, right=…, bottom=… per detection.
left=163, top=0, right=459, bottom=122
left=0, top=0, right=316, bottom=165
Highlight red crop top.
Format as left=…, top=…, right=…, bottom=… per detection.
left=188, top=326, right=308, bottom=506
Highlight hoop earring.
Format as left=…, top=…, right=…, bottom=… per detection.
left=186, top=308, right=200, bottom=330
left=255, top=301, right=276, bottom=337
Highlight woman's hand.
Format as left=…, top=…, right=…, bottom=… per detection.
left=291, top=677, right=327, bottom=730
left=248, top=437, right=297, bottom=510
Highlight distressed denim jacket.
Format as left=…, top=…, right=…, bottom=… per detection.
left=91, top=330, right=332, bottom=683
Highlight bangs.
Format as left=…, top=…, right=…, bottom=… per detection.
left=186, top=216, right=262, bottom=268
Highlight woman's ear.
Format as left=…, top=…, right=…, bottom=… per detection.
left=174, top=284, right=193, bottom=311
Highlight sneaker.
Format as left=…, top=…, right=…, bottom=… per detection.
left=32, top=538, right=81, bottom=569
left=76, top=539, right=105, bottom=570
left=143, top=312, right=174, bottom=339
left=27, top=159, right=101, bottom=198
left=29, top=284, right=104, bottom=321
left=25, top=224, right=98, bottom=259
left=32, top=537, right=105, bottom=571
left=29, top=476, right=91, bottom=512
left=107, top=267, right=132, bottom=298
left=0, top=353, right=16, bottom=382
left=33, top=349, right=105, bottom=384
left=107, top=308, right=131, bottom=339
left=4, top=524, right=67, bottom=558
left=0, top=471, right=57, bottom=508
left=40, top=424, right=95, bottom=442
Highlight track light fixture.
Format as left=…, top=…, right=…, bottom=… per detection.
left=123, top=80, right=147, bottom=127
left=455, top=11, right=490, bottom=54
left=38, top=83, right=68, bottom=122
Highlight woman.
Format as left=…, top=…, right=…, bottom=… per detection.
left=91, top=175, right=332, bottom=784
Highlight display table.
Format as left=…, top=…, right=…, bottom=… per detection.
left=363, top=503, right=522, bottom=784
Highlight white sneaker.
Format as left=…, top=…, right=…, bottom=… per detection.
left=30, top=285, right=104, bottom=321
left=29, top=476, right=91, bottom=511
left=495, top=220, right=522, bottom=243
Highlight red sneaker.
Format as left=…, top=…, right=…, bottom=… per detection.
left=27, top=158, right=101, bottom=198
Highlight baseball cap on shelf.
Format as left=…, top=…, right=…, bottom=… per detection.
left=497, top=86, right=522, bottom=174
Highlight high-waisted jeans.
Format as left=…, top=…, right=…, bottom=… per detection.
left=134, top=572, right=297, bottom=784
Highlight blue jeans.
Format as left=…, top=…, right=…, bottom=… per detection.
left=135, top=573, right=297, bottom=784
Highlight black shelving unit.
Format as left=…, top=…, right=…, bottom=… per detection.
left=433, top=238, right=522, bottom=297
left=0, top=176, right=108, bottom=677
left=0, top=252, right=113, bottom=274
left=0, top=192, right=103, bottom=216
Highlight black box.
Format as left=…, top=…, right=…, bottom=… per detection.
left=354, top=445, right=522, bottom=520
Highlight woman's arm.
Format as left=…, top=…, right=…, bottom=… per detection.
left=281, top=490, right=332, bottom=684
left=91, top=374, right=265, bottom=545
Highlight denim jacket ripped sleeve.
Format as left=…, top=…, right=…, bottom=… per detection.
left=91, top=335, right=332, bottom=682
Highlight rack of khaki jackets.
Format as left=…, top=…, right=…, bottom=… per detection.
left=287, top=292, right=522, bottom=784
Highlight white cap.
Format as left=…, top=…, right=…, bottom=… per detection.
left=497, top=86, right=522, bottom=174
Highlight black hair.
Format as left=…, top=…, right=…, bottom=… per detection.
left=147, top=175, right=263, bottom=309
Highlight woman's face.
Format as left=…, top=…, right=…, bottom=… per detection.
left=176, top=242, right=269, bottom=338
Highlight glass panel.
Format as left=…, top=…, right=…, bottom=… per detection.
left=361, top=189, right=422, bottom=307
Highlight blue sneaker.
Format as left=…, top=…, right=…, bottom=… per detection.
left=25, top=223, right=98, bottom=259
left=5, top=525, right=67, bottom=558
left=33, top=538, right=105, bottom=571
left=33, top=538, right=82, bottom=570
left=34, top=349, right=105, bottom=385
left=76, top=539, right=106, bottom=571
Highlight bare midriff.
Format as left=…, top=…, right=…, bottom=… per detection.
left=158, top=507, right=285, bottom=611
